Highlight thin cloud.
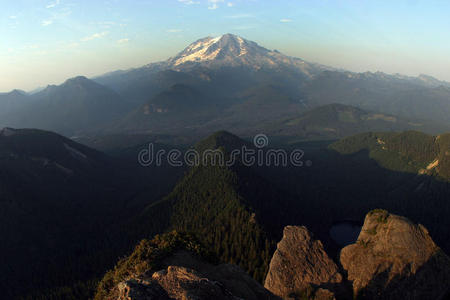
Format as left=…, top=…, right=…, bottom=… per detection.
left=167, top=29, right=183, bottom=33
left=280, top=18, right=293, bottom=23
left=178, top=0, right=200, bottom=4
left=80, top=32, right=108, bottom=42
left=208, top=0, right=224, bottom=10
left=227, top=2, right=234, bottom=7
left=46, top=0, right=60, bottom=9
left=117, top=38, right=129, bottom=44
left=40, top=6, right=71, bottom=27
left=178, top=0, right=225, bottom=10
left=9, top=15, right=17, bottom=19
left=42, top=19, right=53, bottom=26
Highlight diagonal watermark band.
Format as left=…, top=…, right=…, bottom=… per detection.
left=138, top=133, right=312, bottom=168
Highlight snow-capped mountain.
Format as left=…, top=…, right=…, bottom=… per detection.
left=90, top=33, right=450, bottom=132
left=93, top=33, right=333, bottom=105
left=166, top=33, right=329, bottom=77
left=169, top=34, right=268, bottom=66
left=97, top=33, right=450, bottom=90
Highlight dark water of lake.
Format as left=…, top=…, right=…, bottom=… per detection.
left=329, top=221, right=362, bottom=247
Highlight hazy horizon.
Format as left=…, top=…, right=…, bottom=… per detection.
left=2, top=0, right=450, bottom=92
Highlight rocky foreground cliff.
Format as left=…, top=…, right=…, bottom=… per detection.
left=94, top=231, right=278, bottom=300
left=96, top=211, right=450, bottom=300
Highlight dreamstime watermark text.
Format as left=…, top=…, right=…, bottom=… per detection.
left=138, top=134, right=312, bottom=168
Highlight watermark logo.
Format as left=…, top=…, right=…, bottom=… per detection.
left=253, top=133, right=269, bottom=148
left=138, top=133, right=312, bottom=168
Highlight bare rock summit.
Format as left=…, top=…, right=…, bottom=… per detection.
left=340, top=209, right=450, bottom=299
left=264, top=225, right=343, bottom=299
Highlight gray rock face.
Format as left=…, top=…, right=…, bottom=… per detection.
left=340, top=209, right=450, bottom=299
left=117, top=250, right=279, bottom=300
left=264, top=226, right=343, bottom=299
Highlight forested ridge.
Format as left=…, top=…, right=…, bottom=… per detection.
left=3, top=129, right=450, bottom=299
left=330, top=131, right=450, bottom=179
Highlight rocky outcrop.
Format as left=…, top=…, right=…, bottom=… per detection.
left=340, top=209, right=450, bottom=299
left=112, top=212, right=450, bottom=300
left=264, top=226, right=343, bottom=299
left=117, top=250, right=278, bottom=300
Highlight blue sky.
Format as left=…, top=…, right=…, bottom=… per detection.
left=1, top=0, right=450, bottom=92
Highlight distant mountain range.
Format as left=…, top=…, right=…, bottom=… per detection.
left=0, top=90, right=29, bottom=123
left=1, top=76, right=125, bottom=135
left=1, top=33, right=450, bottom=139
left=303, top=70, right=450, bottom=125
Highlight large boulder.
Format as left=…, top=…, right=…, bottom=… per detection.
left=340, top=209, right=450, bottom=299
left=264, top=226, right=343, bottom=299
left=117, top=250, right=279, bottom=300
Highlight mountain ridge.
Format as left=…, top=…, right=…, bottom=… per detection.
left=265, top=103, right=448, bottom=140
left=95, top=33, right=450, bottom=90
left=2, top=76, right=126, bottom=135
left=2, top=33, right=450, bottom=138
left=165, top=33, right=331, bottom=77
